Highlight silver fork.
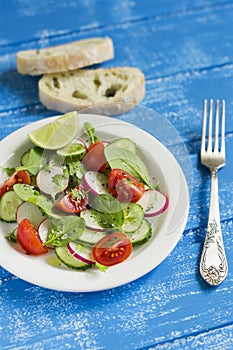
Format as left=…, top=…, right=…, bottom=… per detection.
left=199, top=99, right=228, bottom=286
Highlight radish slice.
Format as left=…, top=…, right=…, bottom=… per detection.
left=16, top=201, right=45, bottom=228
left=80, top=209, right=105, bottom=232
left=68, top=242, right=94, bottom=265
left=137, top=189, right=169, bottom=217
left=83, top=171, right=109, bottom=196
left=38, top=218, right=53, bottom=243
left=79, top=228, right=107, bottom=246
left=36, top=165, right=69, bottom=195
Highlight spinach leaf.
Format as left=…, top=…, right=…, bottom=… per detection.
left=91, top=194, right=124, bottom=228
left=44, top=216, right=85, bottom=246
left=104, top=146, right=152, bottom=188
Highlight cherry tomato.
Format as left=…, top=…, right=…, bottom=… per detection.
left=82, top=141, right=107, bottom=172
left=92, top=232, right=132, bottom=266
left=55, top=185, right=88, bottom=214
left=0, top=170, right=31, bottom=198
left=17, top=218, right=48, bottom=255
left=108, top=169, right=145, bottom=202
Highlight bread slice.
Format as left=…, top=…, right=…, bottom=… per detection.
left=16, top=37, right=114, bottom=75
left=39, top=67, right=145, bottom=116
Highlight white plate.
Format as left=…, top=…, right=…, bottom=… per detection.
left=0, top=114, right=189, bottom=292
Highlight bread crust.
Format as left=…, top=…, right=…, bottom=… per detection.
left=39, top=67, right=145, bottom=116
left=16, top=37, right=114, bottom=75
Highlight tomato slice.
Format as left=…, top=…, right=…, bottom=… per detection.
left=17, top=218, right=48, bottom=255
left=82, top=141, right=107, bottom=172
left=108, top=169, right=145, bottom=202
left=55, top=185, right=88, bottom=214
left=0, top=170, right=31, bottom=198
left=92, top=232, right=132, bottom=266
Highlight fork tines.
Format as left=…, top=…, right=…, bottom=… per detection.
left=201, top=99, right=225, bottom=155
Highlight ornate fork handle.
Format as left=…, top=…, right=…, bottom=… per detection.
left=200, top=168, right=228, bottom=286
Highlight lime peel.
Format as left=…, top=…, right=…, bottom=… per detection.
left=28, top=111, right=79, bottom=150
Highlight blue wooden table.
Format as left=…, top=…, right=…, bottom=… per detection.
left=1, top=1, right=233, bottom=349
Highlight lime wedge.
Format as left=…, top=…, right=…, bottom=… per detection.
left=28, top=111, right=79, bottom=150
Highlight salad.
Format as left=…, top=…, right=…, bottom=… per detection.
left=0, top=116, right=168, bottom=271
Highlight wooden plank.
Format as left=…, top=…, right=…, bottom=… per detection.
left=0, top=0, right=229, bottom=46
left=144, top=324, right=233, bottom=349
left=1, top=1, right=233, bottom=349
left=144, top=64, right=233, bottom=141
left=1, top=220, right=232, bottom=349
left=0, top=4, right=233, bottom=121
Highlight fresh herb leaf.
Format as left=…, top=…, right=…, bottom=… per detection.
left=66, top=160, right=85, bottom=181
left=70, top=187, right=88, bottom=200
left=0, top=166, right=15, bottom=176
left=16, top=147, right=44, bottom=175
left=50, top=171, right=68, bottom=200
left=95, top=262, right=108, bottom=272
left=52, top=173, right=67, bottom=188
left=63, top=166, right=70, bottom=179
left=83, top=122, right=99, bottom=144
left=5, top=228, right=17, bottom=242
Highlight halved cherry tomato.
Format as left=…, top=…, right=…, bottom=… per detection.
left=108, top=169, right=145, bottom=202
left=92, top=232, right=132, bottom=266
left=82, top=141, right=107, bottom=172
left=55, top=185, right=88, bottom=214
left=17, top=218, right=48, bottom=255
left=0, top=170, right=31, bottom=198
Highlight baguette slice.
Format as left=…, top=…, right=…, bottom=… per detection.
left=16, top=37, right=114, bottom=75
left=39, top=67, right=145, bottom=116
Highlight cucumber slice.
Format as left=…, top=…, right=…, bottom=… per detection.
left=56, top=142, right=86, bottom=158
left=109, top=138, right=137, bottom=153
left=0, top=191, right=23, bottom=222
left=55, top=245, right=92, bottom=270
left=127, top=219, right=152, bottom=246
left=20, top=146, right=44, bottom=166
left=18, top=147, right=44, bottom=176
left=122, top=203, right=144, bottom=232
left=20, top=149, right=31, bottom=166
